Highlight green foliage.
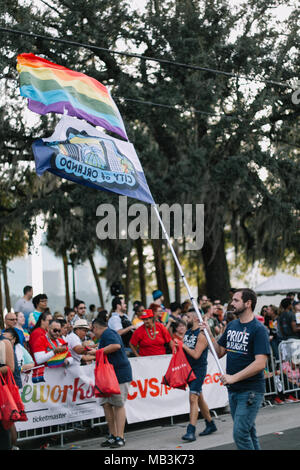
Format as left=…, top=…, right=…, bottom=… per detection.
left=0, top=0, right=299, bottom=302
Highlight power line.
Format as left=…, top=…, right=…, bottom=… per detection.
left=0, top=26, right=292, bottom=89
left=116, top=96, right=299, bottom=131
left=0, top=73, right=296, bottom=126
left=115, top=96, right=228, bottom=118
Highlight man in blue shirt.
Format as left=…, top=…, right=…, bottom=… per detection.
left=180, top=309, right=217, bottom=442
left=92, top=318, right=132, bottom=449
left=204, top=288, right=270, bottom=450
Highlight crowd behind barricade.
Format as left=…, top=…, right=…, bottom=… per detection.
left=1, top=284, right=300, bottom=449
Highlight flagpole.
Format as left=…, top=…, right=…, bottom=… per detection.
left=152, top=203, right=225, bottom=376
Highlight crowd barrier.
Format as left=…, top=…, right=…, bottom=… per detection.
left=15, top=340, right=300, bottom=445
left=278, top=339, right=300, bottom=396
left=264, top=339, right=300, bottom=402
left=16, top=352, right=228, bottom=443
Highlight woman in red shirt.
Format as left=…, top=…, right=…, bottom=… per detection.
left=129, top=309, right=173, bottom=357
left=29, top=311, right=53, bottom=359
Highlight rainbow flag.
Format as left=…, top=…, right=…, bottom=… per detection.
left=17, top=53, right=128, bottom=141
left=161, top=309, right=170, bottom=324
left=47, top=350, right=69, bottom=368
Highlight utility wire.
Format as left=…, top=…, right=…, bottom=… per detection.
left=0, top=26, right=292, bottom=89
left=115, top=96, right=228, bottom=118
left=116, top=96, right=298, bottom=130
left=0, top=73, right=296, bottom=125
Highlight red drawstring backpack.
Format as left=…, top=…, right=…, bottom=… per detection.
left=162, top=342, right=196, bottom=390
left=4, top=368, right=28, bottom=422
left=94, top=349, right=121, bottom=397
left=0, top=371, right=21, bottom=429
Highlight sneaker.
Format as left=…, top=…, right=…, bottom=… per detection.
left=273, top=397, right=284, bottom=405
left=110, top=436, right=126, bottom=448
left=285, top=395, right=299, bottom=403
left=199, top=419, right=217, bottom=436
left=182, top=424, right=196, bottom=442
left=101, top=434, right=116, bottom=447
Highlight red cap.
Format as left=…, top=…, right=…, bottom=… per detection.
left=140, top=309, right=154, bottom=319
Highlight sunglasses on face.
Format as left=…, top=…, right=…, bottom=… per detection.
left=52, top=329, right=61, bottom=334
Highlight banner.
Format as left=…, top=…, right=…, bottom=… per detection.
left=32, top=115, right=154, bottom=204
left=16, top=353, right=227, bottom=431
left=125, top=353, right=227, bottom=424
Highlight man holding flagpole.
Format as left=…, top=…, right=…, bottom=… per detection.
left=203, top=288, right=270, bottom=450
left=180, top=309, right=217, bottom=442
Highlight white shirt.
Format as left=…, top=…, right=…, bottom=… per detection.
left=66, top=331, right=83, bottom=363
left=108, top=312, right=123, bottom=331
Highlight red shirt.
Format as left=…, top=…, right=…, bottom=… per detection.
left=130, top=322, right=172, bottom=356
left=29, top=327, right=47, bottom=357
left=30, top=331, right=71, bottom=366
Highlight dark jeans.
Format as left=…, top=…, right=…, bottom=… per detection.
left=229, top=390, right=264, bottom=450
left=0, top=423, right=11, bottom=450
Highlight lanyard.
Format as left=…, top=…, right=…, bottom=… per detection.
left=46, top=335, right=59, bottom=351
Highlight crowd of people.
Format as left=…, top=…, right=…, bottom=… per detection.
left=0, top=287, right=236, bottom=374
left=0, top=284, right=300, bottom=450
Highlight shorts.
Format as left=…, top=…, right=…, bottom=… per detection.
left=188, top=366, right=207, bottom=396
left=99, top=382, right=130, bottom=407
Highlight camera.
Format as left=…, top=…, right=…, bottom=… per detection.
left=110, top=281, right=124, bottom=297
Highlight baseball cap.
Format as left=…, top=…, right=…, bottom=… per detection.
left=140, top=309, right=154, bottom=319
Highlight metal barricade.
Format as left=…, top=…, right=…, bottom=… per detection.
left=17, top=416, right=108, bottom=447
left=264, top=339, right=300, bottom=404
left=264, top=348, right=280, bottom=404
left=278, top=339, right=300, bottom=399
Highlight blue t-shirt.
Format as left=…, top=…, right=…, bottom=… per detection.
left=218, top=318, right=270, bottom=393
left=98, top=328, right=132, bottom=384
left=183, top=328, right=208, bottom=372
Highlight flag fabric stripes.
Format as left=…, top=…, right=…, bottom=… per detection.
left=47, top=351, right=69, bottom=368
left=17, top=53, right=128, bottom=141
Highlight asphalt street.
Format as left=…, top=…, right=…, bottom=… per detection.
left=37, top=401, right=300, bottom=452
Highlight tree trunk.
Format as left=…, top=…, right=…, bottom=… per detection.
left=161, top=243, right=171, bottom=308
left=62, top=252, right=70, bottom=307
left=152, top=239, right=171, bottom=307
left=88, top=254, right=105, bottom=308
left=201, top=230, right=231, bottom=304
left=124, top=254, right=131, bottom=307
left=173, top=240, right=181, bottom=304
left=152, top=239, right=163, bottom=292
left=135, top=239, right=146, bottom=306
left=1, top=259, right=11, bottom=312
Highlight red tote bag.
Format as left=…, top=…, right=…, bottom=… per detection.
left=0, top=372, right=21, bottom=430
left=162, top=342, right=196, bottom=391
left=94, top=349, right=121, bottom=397
left=5, top=368, right=28, bottom=422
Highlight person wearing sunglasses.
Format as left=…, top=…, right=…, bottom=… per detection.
left=31, top=320, right=73, bottom=369
left=73, top=299, right=87, bottom=324
left=3, top=312, right=18, bottom=327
